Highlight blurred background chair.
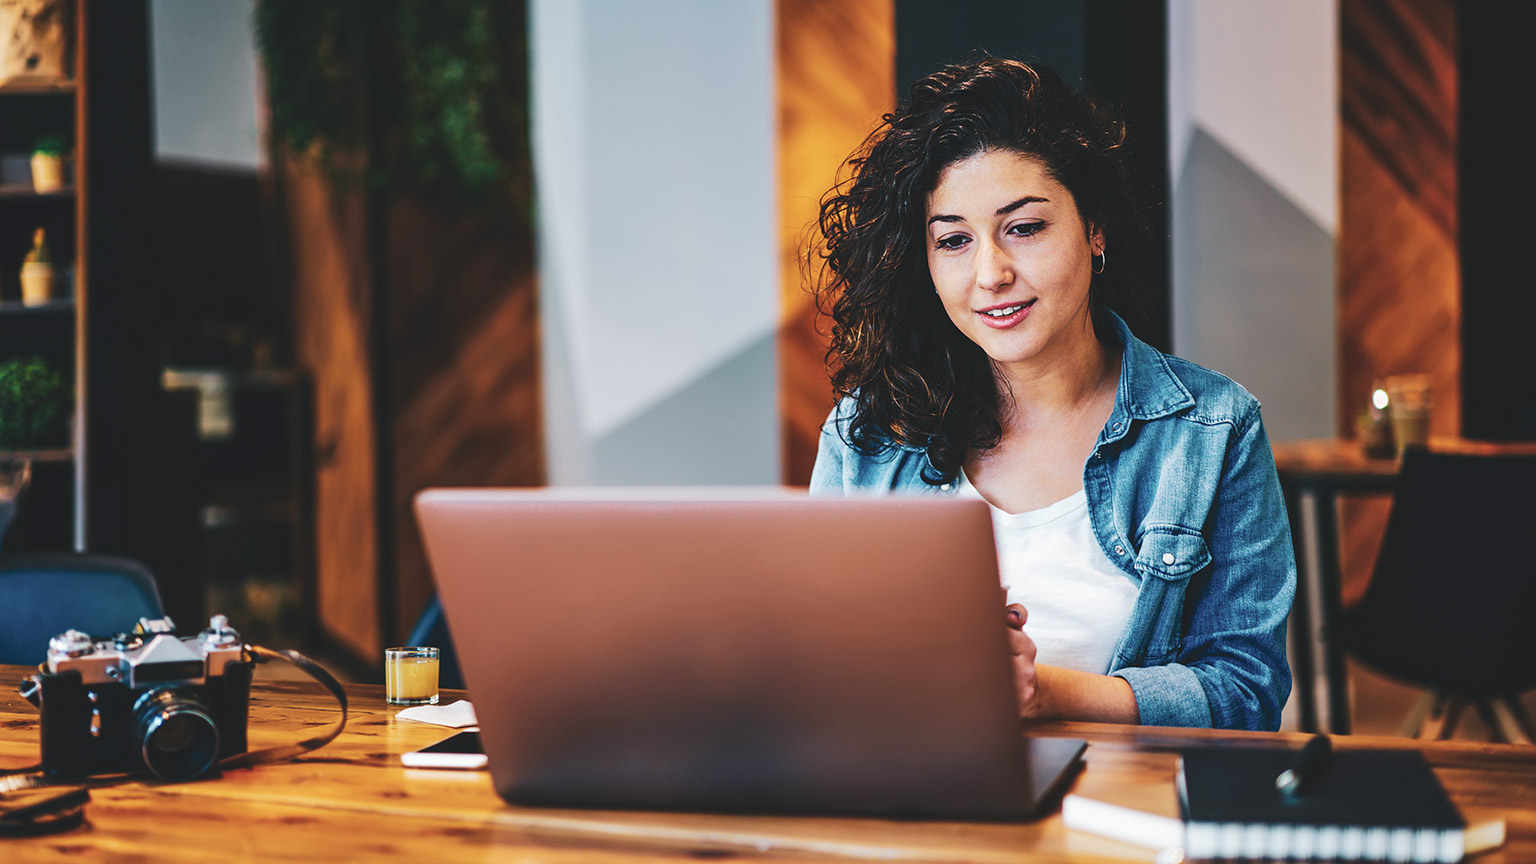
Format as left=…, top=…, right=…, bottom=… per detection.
left=0, top=554, right=164, bottom=666
left=407, top=595, right=463, bottom=691
left=1342, top=449, right=1536, bottom=742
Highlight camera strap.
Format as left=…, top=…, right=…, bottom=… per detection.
left=217, top=644, right=349, bottom=771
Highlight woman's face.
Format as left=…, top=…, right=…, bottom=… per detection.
left=924, top=149, right=1103, bottom=373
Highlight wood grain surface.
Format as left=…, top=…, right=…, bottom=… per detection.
left=280, top=156, right=383, bottom=661
left=2, top=665, right=1533, bottom=862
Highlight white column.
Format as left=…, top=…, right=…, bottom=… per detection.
left=1168, top=0, right=1338, bottom=442
left=531, top=0, right=779, bottom=485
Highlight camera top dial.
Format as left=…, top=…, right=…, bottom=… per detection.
left=44, top=616, right=245, bottom=687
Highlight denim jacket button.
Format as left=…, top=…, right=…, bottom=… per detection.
left=1162, top=552, right=1175, bottom=565
left=1115, top=545, right=1125, bottom=556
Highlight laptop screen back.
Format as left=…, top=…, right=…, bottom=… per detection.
left=415, top=488, right=1049, bottom=819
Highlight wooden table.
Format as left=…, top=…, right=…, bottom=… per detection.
left=1272, top=437, right=1536, bottom=735
left=3, top=665, right=1535, bottom=862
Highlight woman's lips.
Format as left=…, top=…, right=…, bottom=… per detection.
left=975, top=299, right=1035, bottom=329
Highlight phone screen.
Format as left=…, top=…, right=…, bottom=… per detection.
left=400, top=730, right=487, bottom=769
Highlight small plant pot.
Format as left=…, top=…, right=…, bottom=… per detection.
left=30, top=153, right=65, bottom=193
left=20, top=262, right=55, bottom=306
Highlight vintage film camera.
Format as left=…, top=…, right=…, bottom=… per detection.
left=18, top=615, right=252, bottom=780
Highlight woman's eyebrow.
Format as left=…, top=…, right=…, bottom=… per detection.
left=995, top=195, right=1048, bottom=216
left=927, top=195, right=1050, bottom=227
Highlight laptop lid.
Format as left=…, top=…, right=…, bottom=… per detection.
left=415, top=488, right=1082, bottom=820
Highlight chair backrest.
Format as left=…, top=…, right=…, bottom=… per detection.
left=407, top=595, right=464, bottom=690
left=1346, top=449, right=1536, bottom=696
left=0, top=553, right=165, bottom=665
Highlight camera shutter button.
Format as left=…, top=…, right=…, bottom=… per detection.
left=50, top=629, right=95, bottom=658
left=200, top=615, right=240, bottom=647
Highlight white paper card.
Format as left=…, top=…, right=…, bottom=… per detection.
left=395, top=699, right=477, bottom=728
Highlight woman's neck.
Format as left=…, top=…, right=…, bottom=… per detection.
left=994, top=317, right=1119, bottom=433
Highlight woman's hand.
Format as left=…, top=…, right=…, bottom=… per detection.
left=1005, top=602, right=1141, bottom=723
left=1005, top=603, right=1040, bottom=717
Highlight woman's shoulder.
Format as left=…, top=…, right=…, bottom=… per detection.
left=819, top=394, right=923, bottom=452
left=1114, top=315, right=1260, bottom=430
left=812, top=396, right=933, bottom=494
left=1160, top=354, right=1261, bottom=426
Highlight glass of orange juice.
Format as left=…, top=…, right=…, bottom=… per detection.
left=385, top=646, right=440, bottom=706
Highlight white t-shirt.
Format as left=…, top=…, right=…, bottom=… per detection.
left=957, top=471, right=1139, bottom=674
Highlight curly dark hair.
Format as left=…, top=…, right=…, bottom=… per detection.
left=813, top=57, right=1147, bottom=485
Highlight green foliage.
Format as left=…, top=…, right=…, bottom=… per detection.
left=33, top=134, right=68, bottom=157
left=0, top=357, right=70, bottom=449
left=256, top=0, right=530, bottom=200
left=256, top=0, right=370, bottom=182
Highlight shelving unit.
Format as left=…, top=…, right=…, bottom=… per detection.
left=0, top=1, right=86, bottom=551
left=0, top=185, right=74, bottom=197
left=0, top=298, right=73, bottom=313
left=0, top=79, right=75, bottom=95
left=4, top=2, right=228, bottom=632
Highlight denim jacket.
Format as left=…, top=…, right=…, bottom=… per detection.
left=809, top=312, right=1295, bottom=730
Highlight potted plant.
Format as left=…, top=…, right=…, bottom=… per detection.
left=30, top=134, right=68, bottom=193
left=0, top=355, right=69, bottom=449
left=19, top=228, right=54, bottom=306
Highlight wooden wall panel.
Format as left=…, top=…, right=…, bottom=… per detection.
left=385, top=199, right=543, bottom=645
left=282, top=159, right=381, bottom=660
left=777, top=0, right=894, bottom=485
left=1338, top=0, right=1457, bottom=600
left=1340, top=0, right=1458, bottom=435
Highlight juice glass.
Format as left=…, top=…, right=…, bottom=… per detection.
left=385, top=647, right=440, bottom=706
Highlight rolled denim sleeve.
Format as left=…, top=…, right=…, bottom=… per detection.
left=1112, top=404, right=1296, bottom=730
left=1112, top=663, right=1211, bottom=727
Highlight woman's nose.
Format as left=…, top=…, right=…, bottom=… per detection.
left=975, top=237, right=1013, bottom=291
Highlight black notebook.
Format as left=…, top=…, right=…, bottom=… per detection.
left=1179, top=746, right=1472, bottom=862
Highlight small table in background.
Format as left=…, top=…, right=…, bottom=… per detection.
left=1272, top=437, right=1536, bottom=735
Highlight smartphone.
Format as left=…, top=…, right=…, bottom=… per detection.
left=400, top=730, right=486, bottom=770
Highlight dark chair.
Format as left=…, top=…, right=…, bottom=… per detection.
left=0, top=553, right=165, bottom=665
left=407, top=594, right=464, bottom=691
left=1341, top=449, right=1536, bottom=742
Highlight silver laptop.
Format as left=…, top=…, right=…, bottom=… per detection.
left=414, top=488, right=1085, bottom=820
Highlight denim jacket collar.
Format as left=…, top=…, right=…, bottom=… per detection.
left=1104, top=311, right=1195, bottom=435
left=878, top=310, right=1195, bottom=458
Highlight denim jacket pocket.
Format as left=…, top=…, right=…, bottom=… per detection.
left=1134, top=527, right=1212, bottom=581
left=1128, top=527, right=1212, bottom=663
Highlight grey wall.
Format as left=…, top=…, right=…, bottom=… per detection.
left=1167, top=0, right=1337, bottom=442
left=531, top=0, right=779, bottom=486
left=150, top=0, right=262, bottom=169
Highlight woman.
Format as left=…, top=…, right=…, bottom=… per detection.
left=808, top=58, right=1294, bottom=731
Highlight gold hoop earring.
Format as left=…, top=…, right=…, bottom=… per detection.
left=1092, top=249, right=1106, bottom=275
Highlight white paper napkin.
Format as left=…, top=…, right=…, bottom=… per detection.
left=394, top=699, right=477, bottom=728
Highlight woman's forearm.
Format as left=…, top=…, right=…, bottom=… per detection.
left=1026, top=664, right=1139, bottom=723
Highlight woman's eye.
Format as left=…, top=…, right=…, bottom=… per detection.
left=1008, top=222, right=1045, bottom=237
left=934, top=234, right=969, bottom=251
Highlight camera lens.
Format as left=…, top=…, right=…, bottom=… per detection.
left=134, top=688, right=221, bottom=780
